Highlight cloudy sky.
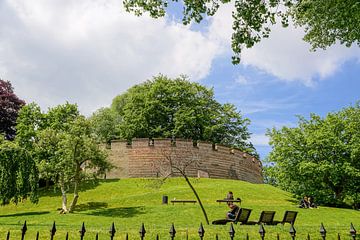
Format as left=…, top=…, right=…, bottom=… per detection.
left=1, top=0, right=360, bottom=158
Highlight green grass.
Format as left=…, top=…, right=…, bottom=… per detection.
left=0, top=178, right=359, bottom=239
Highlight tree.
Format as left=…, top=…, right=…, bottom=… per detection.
left=266, top=103, right=360, bottom=207
left=89, top=108, right=121, bottom=144
left=152, top=148, right=210, bottom=224
left=16, top=103, right=112, bottom=213
left=104, top=75, right=256, bottom=155
left=0, top=79, right=25, bottom=140
left=123, top=0, right=360, bottom=63
left=0, top=140, right=38, bottom=205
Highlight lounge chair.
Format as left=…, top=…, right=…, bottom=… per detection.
left=273, top=211, right=298, bottom=225
left=212, top=208, right=252, bottom=225
left=244, top=211, right=276, bottom=225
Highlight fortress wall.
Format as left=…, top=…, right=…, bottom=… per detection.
left=105, top=138, right=263, bottom=183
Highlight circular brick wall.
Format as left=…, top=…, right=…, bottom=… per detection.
left=104, top=138, right=263, bottom=184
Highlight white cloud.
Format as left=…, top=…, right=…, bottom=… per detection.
left=234, top=74, right=249, bottom=85
left=250, top=134, right=269, bottom=147
left=208, top=3, right=360, bottom=85
left=0, top=0, right=223, bottom=115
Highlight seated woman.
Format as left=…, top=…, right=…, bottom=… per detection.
left=226, top=202, right=240, bottom=220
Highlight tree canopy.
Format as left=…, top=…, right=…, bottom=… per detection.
left=91, top=75, right=257, bottom=155
left=266, top=103, right=360, bottom=207
left=0, top=140, right=38, bottom=205
left=123, top=0, right=360, bottom=63
left=15, top=102, right=111, bottom=212
left=0, top=79, right=25, bottom=140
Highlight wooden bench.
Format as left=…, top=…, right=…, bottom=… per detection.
left=170, top=200, right=197, bottom=205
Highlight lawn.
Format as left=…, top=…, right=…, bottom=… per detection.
left=0, top=178, right=359, bottom=239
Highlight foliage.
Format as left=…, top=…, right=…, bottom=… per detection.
left=99, top=75, right=256, bottom=155
left=123, top=0, right=360, bottom=63
left=15, top=103, right=111, bottom=212
left=89, top=108, right=121, bottom=144
left=0, top=79, right=25, bottom=140
left=266, top=103, right=360, bottom=206
left=0, top=140, right=38, bottom=205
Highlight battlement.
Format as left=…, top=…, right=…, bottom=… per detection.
left=104, top=138, right=263, bottom=183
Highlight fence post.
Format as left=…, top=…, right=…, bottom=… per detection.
left=307, top=233, right=311, bottom=240
left=259, top=224, right=265, bottom=240
left=320, top=223, right=326, bottom=240
left=96, top=233, right=99, bottom=240
left=36, top=231, right=39, bottom=240
left=125, top=233, right=128, bottom=240
left=289, top=224, right=296, bottom=240
left=350, top=223, right=357, bottom=240
left=79, top=222, right=86, bottom=240
left=246, top=233, right=249, bottom=240
left=276, top=233, right=280, bottom=240
left=169, top=223, right=176, bottom=240
left=139, top=223, right=146, bottom=240
left=215, top=233, right=219, bottom=240
left=229, top=223, right=235, bottom=240
left=50, top=221, right=56, bottom=240
left=66, top=232, right=69, bottom=240
left=156, top=234, right=159, bottom=240
left=198, top=223, right=205, bottom=240
left=6, top=231, right=10, bottom=240
left=109, top=222, right=116, bottom=240
left=21, top=221, right=27, bottom=240
left=337, top=233, right=340, bottom=240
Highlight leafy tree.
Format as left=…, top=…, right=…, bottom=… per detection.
left=266, top=103, right=360, bottom=207
left=16, top=103, right=111, bottom=213
left=89, top=108, right=121, bottom=144
left=103, top=75, right=256, bottom=155
left=123, top=0, right=360, bottom=63
left=0, top=140, right=38, bottom=205
left=0, top=79, right=25, bottom=140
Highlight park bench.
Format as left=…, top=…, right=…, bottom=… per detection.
left=170, top=200, right=197, bottom=205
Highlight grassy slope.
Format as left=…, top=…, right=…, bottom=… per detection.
left=0, top=178, right=359, bottom=239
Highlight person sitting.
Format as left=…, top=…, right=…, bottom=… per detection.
left=299, top=196, right=310, bottom=208
left=226, top=202, right=240, bottom=220
left=308, top=196, right=318, bottom=208
left=226, top=191, right=234, bottom=200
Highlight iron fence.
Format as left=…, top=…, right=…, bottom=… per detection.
left=4, top=221, right=358, bottom=240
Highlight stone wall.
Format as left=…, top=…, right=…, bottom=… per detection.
left=105, top=138, right=263, bottom=184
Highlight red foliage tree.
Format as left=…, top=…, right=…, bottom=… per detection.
left=0, top=79, right=25, bottom=140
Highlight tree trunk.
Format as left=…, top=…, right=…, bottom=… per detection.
left=60, top=182, right=68, bottom=214
left=182, top=174, right=210, bottom=225
left=68, top=166, right=80, bottom=213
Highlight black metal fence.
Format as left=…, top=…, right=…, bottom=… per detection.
left=4, top=221, right=358, bottom=240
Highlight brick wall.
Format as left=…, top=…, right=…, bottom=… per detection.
left=105, top=138, right=263, bottom=184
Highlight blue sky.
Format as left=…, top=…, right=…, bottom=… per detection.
left=1, top=0, right=359, bottom=159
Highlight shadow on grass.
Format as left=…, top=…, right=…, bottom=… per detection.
left=0, top=211, right=50, bottom=218
left=85, top=206, right=146, bottom=218
left=39, top=179, right=121, bottom=197
left=73, top=202, right=109, bottom=212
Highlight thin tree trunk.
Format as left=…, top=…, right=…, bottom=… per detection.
left=60, top=182, right=68, bottom=214
left=69, top=165, right=80, bottom=213
left=182, top=174, right=209, bottom=225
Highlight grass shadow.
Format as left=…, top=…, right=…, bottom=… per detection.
left=85, top=206, right=146, bottom=218
left=73, top=202, right=108, bottom=212
left=39, top=179, right=121, bottom=198
left=0, top=211, right=50, bottom=218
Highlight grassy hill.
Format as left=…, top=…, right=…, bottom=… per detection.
left=0, top=178, right=359, bottom=239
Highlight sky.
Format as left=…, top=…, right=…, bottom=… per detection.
left=1, top=0, right=360, bottom=159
